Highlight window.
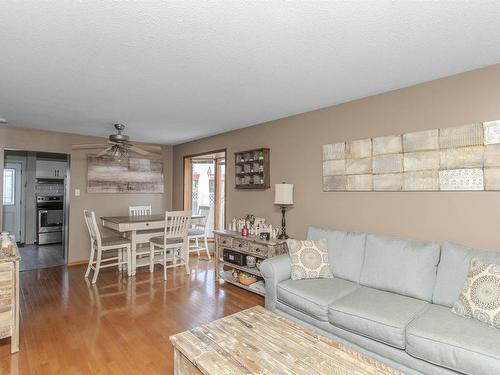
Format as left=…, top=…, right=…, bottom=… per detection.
left=3, top=168, right=15, bottom=205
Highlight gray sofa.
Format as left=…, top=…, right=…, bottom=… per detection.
left=260, top=226, right=500, bottom=375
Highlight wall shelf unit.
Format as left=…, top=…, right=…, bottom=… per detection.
left=234, top=148, right=270, bottom=189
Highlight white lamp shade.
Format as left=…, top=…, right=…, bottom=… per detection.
left=274, top=183, right=294, bottom=205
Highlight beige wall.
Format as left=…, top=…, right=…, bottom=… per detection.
left=0, top=126, right=173, bottom=263
left=172, top=64, right=500, bottom=250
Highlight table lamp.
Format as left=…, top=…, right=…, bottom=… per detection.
left=274, top=183, right=294, bottom=239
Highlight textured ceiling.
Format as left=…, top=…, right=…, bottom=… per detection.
left=1, top=1, right=500, bottom=145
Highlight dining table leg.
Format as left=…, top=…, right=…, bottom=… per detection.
left=183, top=239, right=190, bottom=275
left=130, top=230, right=137, bottom=276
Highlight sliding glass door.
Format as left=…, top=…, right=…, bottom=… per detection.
left=184, top=151, right=226, bottom=237
left=191, top=158, right=215, bottom=235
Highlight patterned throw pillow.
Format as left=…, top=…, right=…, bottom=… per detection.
left=286, top=238, right=333, bottom=280
left=451, top=258, right=500, bottom=329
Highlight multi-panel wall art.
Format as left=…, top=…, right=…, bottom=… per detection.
left=87, top=155, right=164, bottom=193
left=322, top=121, right=500, bottom=191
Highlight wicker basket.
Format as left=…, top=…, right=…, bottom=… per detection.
left=238, top=273, right=257, bottom=286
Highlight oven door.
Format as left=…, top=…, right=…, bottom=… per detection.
left=38, top=208, right=63, bottom=233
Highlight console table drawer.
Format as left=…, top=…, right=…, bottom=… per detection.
left=218, top=236, right=232, bottom=248
left=0, top=285, right=12, bottom=301
left=247, top=243, right=268, bottom=257
left=232, top=239, right=248, bottom=251
left=0, top=264, right=12, bottom=282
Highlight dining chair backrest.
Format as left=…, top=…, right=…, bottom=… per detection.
left=164, top=211, right=191, bottom=240
left=197, top=206, right=210, bottom=228
left=84, top=210, right=102, bottom=247
left=129, top=205, right=152, bottom=217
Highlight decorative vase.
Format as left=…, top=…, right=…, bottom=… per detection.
left=0, top=232, right=11, bottom=249
left=246, top=256, right=256, bottom=268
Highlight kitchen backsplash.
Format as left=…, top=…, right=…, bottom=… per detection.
left=35, top=183, right=64, bottom=196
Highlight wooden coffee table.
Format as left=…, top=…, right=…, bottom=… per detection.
left=170, top=305, right=403, bottom=375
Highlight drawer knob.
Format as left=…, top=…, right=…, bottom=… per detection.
left=146, top=223, right=149, bottom=226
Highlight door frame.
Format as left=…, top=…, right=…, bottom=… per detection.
left=214, top=156, right=225, bottom=232
left=1, top=148, right=70, bottom=264
left=182, top=149, right=227, bottom=235
left=3, top=160, right=24, bottom=242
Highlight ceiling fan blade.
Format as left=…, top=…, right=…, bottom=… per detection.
left=128, top=145, right=150, bottom=156
left=72, top=143, right=108, bottom=150
left=97, top=147, right=112, bottom=157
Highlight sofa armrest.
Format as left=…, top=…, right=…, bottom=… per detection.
left=260, top=254, right=292, bottom=311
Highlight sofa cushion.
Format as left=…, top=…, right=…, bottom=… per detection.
left=359, top=234, right=440, bottom=301
left=328, top=286, right=428, bottom=349
left=286, top=238, right=333, bottom=280
left=406, top=304, right=500, bottom=375
left=451, top=258, right=500, bottom=328
left=433, top=241, right=500, bottom=307
left=307, top=226, right=366, bottom=282
left=277, top=278, right=358, bottom=321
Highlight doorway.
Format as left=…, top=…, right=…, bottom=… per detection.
left=2, top=150, right=69, bottom=271
left=183, top=150, right=226, bottom=237
left=2, top=162, right=23, bottom=240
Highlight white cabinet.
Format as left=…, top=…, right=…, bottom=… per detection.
left=36, top=159, right=67, bottom=179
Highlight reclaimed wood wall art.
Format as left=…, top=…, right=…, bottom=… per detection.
left=87, top=155, right=164, bottom=193
left=323, top=121, right=500, bottom=191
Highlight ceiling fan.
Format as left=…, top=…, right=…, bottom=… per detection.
left=72, top=124, right=155, bottom=160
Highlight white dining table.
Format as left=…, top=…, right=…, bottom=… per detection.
left=101, top=214, right=204, bottom=275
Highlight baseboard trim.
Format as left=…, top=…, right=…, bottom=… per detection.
left=67, top=260, right=88, bottom=267
left=67, top=254, right=212, bottom=266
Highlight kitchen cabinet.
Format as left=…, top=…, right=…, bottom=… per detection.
left=36, top=159, right=67, bottom=179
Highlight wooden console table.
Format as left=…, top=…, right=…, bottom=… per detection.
left=213, top=230, right=287, bottom=296
left=0, top=238, right=20, bottom=353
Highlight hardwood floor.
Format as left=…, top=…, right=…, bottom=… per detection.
left=18, top=243, right=65, bottom=271
left=0, top=258, right=263, bottom=374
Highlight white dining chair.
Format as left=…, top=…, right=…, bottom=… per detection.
left=148, top=211, right=191, bottom=280
left=84, top=210, right=132, bottom=283
left=129, top=205, right=152, bottom=216
left=188, top=205, right=211, bottom=259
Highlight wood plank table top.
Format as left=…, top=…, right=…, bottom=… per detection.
left=170, top=305, right=404, bottom=375
left=101, top=214, right=204, bottom=224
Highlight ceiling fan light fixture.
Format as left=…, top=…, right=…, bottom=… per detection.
left=73, top=123, right=152, bottom=156
left=109, top=123, right=130, bottom=143
left=108, top=143, right=129, bottom=162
